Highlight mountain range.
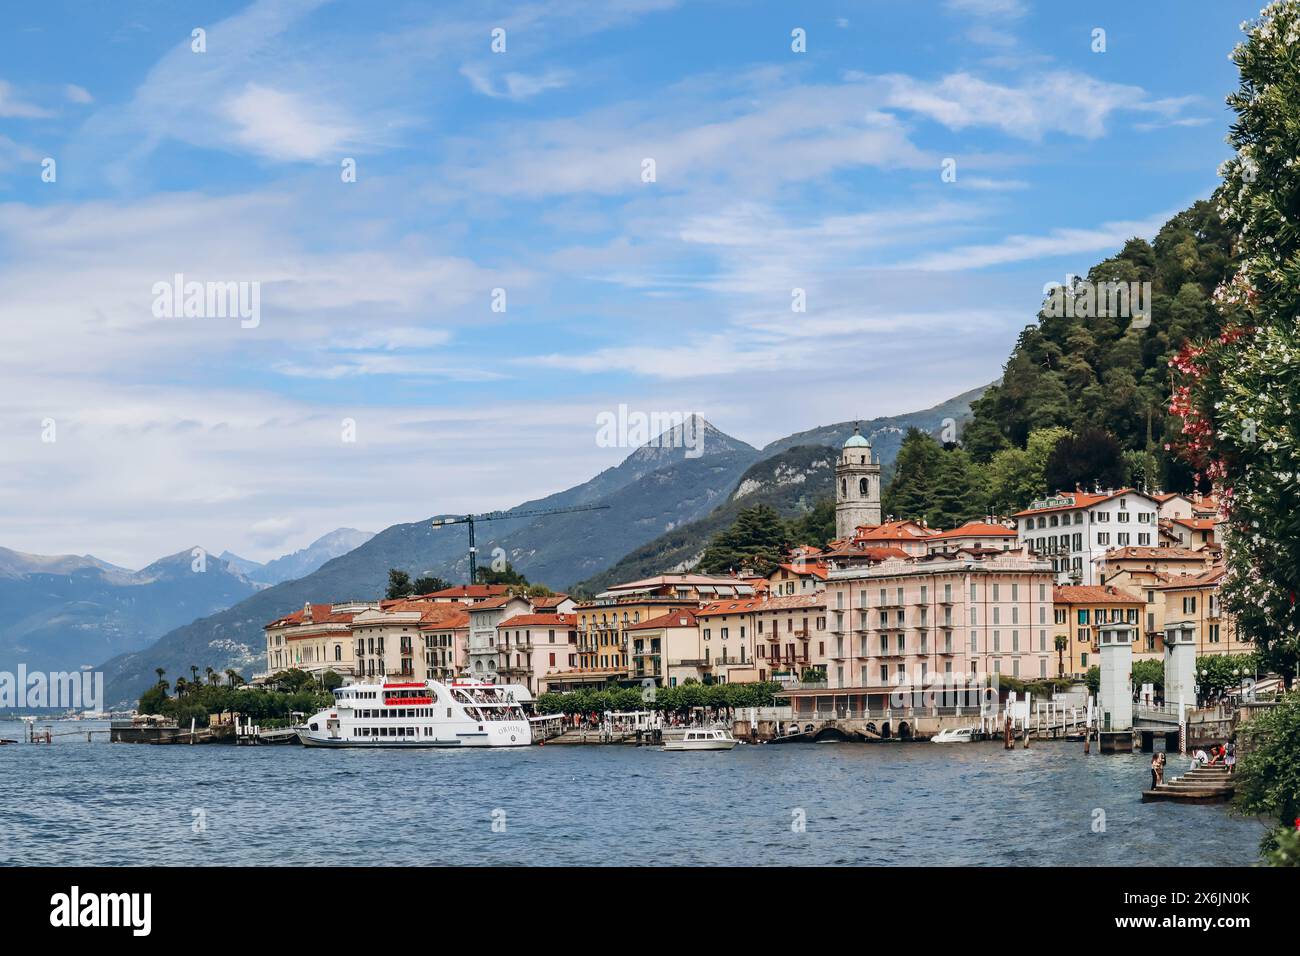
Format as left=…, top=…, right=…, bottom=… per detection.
left=0, top=528, right=375, bottom=684
left=0, top=547, right=260, bottom=676
left=95, top=385, right=988, bottom=707
left=220, top=528, right=375, bottom=586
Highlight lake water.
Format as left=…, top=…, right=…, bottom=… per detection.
left=0, top=720, right=1266, bottom=866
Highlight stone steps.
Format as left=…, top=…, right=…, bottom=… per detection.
left=1141, top=763, right=1235, bottom=803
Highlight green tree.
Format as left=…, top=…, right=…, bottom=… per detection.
left=477, top=563, right=529, bottom=586
left=138, top=683, right=168, bottom=715
left=883, top=428, right=943, bottom=521
left=986, top=426, right=1070, bottom=515
left=787, top=498, right=836, bottom=549
left=1196, top=654, right=1257, bottom=698
left=1171, top=3, right=1300, bottom=684
left=412, top=575, right=450, bottom=595
left=386, top=569, right=414, bottom=599
left=1233, top=691, right=1300, bottom=864
left=698, top=504, right=790, bottom=574
left=1131, top=659, right=1164, bottom=693
left=1044, top=426, right=1127, bottom=494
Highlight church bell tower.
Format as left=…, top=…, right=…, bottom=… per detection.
left=835, top=425, right=881, bottom=539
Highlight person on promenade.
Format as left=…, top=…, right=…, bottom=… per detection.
left=1224, top=739, right=1237, bottom=775
left=1150, top=751, right=1161, bottom=789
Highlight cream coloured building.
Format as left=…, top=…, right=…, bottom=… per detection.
left=263, top=600, right=377, bottom=678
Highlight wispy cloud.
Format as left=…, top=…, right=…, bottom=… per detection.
left=460, top=63, right=571, bottom=100
left=895, top=211, right=1177, bottom=271
left=0, top=79, right=52, bottom=118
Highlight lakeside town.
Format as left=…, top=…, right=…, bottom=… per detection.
left=255, top=430, right=1259, bottom=727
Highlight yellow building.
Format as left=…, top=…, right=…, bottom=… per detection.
left=567, top=575, right=758, bottom=687
left=694, top=598, right=762, bottom=684
left=1094, top=546, right=1214, bottom=658
left=1158, top=566, right=1252, bottom=658
left=263, top=600, right=376, bottom=678
left=1052, top=586, right=1143, bottom=679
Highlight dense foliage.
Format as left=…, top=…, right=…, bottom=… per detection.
left=137, top=666, right=334, bottom=728
left=697, top=504, right=794, bottom=573
left=1170, top=2, right=1300, bottom=682
left=963, top=200, right=1232, bottom=494
left=535, top=680, right=782, bottom=715
left=1233, top=690, right=1300, bottom=864
left=883, top=428, right=987, bottom=527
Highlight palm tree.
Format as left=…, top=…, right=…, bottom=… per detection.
left=154, top=667, right=166, bottom=684
left=189, top=665, right=200, bottom=685
left=1054, top=634, right=1068, bottom=678
left=205, top=666, right=218, bottom=686
left=225, top=669, right=244, bottom=688
left=174, top=677, right=188, bottom=698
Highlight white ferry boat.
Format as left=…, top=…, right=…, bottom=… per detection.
left=298, top=677, right=532, bottom=748
left=662, top=728, right=738, bottom=751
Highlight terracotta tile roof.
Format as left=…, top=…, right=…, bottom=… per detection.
left=265, top=603, right=357, bottom=628
left=1012, top=488, right=1154, bottom=518
left=697, top=598, right=765, bottom=617
left=1157, top=566, right=1225, bottom=591
left=855, top=520, right=941, bottom=540
left=627, top=609, right=699, bottom=631
left=1171, top=517, right=1217, bottom=530
left=425, top=584, right=510, bottom=599
left=821, top=545, right=911, bottom=561
left=472, top=595, right=526, bottom=610
left=1053, top=585, right=1142, bottom=605
left=529, top=594, right=570, bottom=608
left=412, top=606, right=470, bottom=629
left=773, top=562, right=828, bottom=579
left=1099, top=546, right=1207, bottom=562
left=929, top=521, right=1017, bottom=539
left=497, top=613, right=576, bottom=629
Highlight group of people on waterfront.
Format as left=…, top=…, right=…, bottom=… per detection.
left=1192, top=740, right=1237, bottom=771
left=1151, top=739, right=1237, bottom=788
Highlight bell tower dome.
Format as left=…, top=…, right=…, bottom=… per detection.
left=835, top=425, right=881, bottom=539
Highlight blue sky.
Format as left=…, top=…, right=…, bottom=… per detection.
left=0, top=0, right=1262, bottom=567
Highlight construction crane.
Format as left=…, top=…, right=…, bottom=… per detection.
left=431, top=503, right=611, bottom=585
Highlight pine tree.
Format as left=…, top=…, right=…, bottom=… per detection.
left=883, top=428, right=943, bottom=521
left=698, top=504, right=790, bottom=574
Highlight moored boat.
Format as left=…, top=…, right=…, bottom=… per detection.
left=931, top=727, right=977, bottom=743
left=663, top=728, right=738, bottom=751
left=298, top=677, right=532, bottom=748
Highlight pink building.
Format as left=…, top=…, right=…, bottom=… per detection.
left=812, top=546, right=1057, bottom=707
left=495, top=612, right=580, bottom=695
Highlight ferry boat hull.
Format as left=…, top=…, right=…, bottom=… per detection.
left=298, top=677, right=534, bottom=749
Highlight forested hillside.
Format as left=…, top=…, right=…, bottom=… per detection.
left=961, top=199, right=1234, bottom=489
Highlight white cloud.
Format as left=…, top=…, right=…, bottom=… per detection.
left=460, top=63, right=571, bottom=100
left=64, top=84, right=93, bottom=104
left=876, top=71, right=1178, bottom=140
left=0, top=80, right=52, bottom=118
left=222, top=83, right=359, bottom=162
left=944, top=0, right=1027, bottom=18
left=895, top=211, right=1177, bottom=271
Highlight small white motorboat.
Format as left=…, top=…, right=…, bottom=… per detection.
left=663, top=728, right=738, bottom=751
left=931, top=727, right=977, bottom=743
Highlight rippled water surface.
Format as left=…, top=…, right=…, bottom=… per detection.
left=0, top=720, right=1265, bottom=866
